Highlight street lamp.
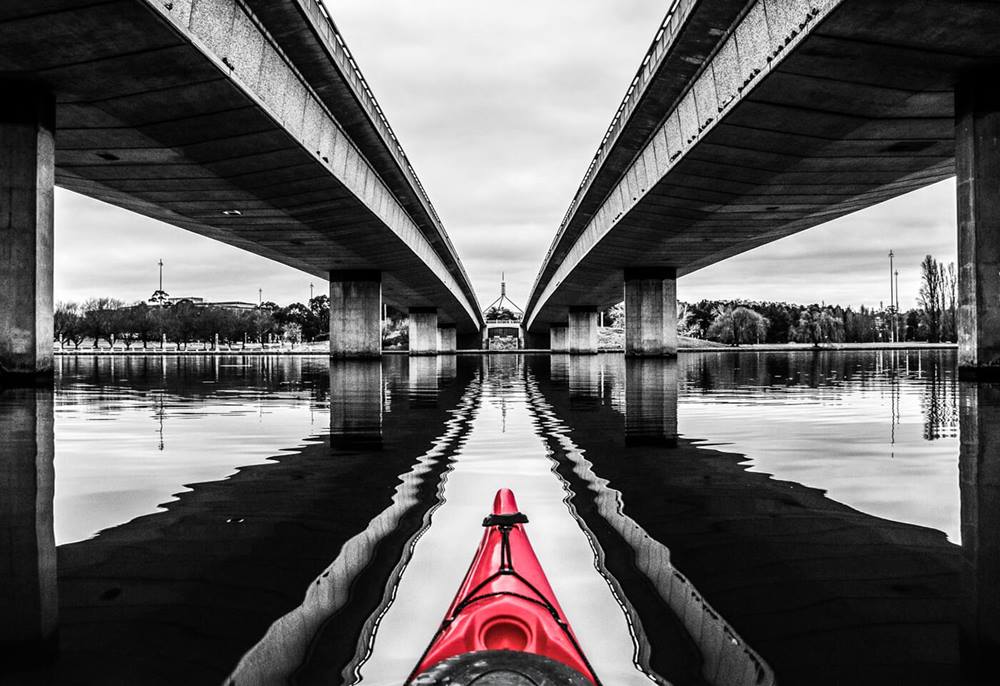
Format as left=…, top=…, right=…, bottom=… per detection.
left=888, top=250, right=895, bottom=343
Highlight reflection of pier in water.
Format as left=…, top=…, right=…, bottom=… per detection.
left=533, top=357, right=772, bottom=686
left=0, top=357, right=480, bottom=685
left=232, top=357, right=479, bottom=685
left=0, top=387, right=57, bottom=666
left=530, top=353, right=997, bottom=686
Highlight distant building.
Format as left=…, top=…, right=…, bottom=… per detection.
left=157, top=296, right=257, bottom=311
left=208, top=300, right=257, bottom=311
left=482, top=276, right=524, bottom=350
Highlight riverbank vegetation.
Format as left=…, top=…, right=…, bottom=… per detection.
left=53, top=296, right=412, bottom=349
left=54, top=255, right=956, bottom=350
left=602, top=254, right=958, bottom=347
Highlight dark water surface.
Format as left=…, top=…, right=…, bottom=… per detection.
left=2, top=351, right=997, bottom=685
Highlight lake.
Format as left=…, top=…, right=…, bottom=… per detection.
left=2, top=350, right=995, bottom=685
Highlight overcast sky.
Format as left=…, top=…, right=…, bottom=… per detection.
left=54, top=0, right=957, bottom=312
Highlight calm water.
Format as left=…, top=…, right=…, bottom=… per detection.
left=2, top=350, right=996, bottom=685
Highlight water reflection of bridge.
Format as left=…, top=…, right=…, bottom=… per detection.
left=536, top=353, right=997, bottom=685
left=2, top=353, right=997, bottom=684
left=0, top=356, right=474, bottom=683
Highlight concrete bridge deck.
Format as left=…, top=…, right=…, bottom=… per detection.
left=0, top=0, right=482, bottom=373
left=523, top=0, right=1000, bottom=371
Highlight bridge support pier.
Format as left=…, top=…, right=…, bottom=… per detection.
left=409, top=307, right=438, bottom=355
left=0, top=85, right=54, bottom=378
left=329, top=271, right=382, bottom=358
left=550, top=325, right=569, bottom=353
left=568, top=307, right=598, bottom=354
left=625, top=268, right=677, bottom=357
left=437, top=324, right=457, bottom=353
left=958, top=74, right=1000, bottom=379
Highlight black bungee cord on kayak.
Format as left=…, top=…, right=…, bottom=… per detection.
left=407, top=512, right=603, bottom=685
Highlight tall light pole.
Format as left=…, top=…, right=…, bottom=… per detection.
left=158, top=259, right=163, bottom=292
left=258, top=288, right=262, bottom=305
left=888, top=250, right=895, bottom=343
left=894, top=269, right=900, bottom=342
left=310, top=283, right=314, bottom=301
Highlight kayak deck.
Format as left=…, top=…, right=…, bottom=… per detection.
left=408, top=489, right=599, bottom=684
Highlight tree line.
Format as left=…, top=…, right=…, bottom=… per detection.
left=605, top=255, right=958, bottom=346
left=54, top=296, right=332, bottom=349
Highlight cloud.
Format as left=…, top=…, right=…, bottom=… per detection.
left=680, top=180, right=957, bottom=310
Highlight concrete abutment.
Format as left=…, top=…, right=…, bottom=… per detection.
left=0, top=85, right=54, bottom=378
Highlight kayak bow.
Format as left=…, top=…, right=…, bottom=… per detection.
left=407, top=488, right=600, bottom=685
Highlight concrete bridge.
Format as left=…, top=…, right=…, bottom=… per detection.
left=523, top=0, right=1000, bottom=375
left=0, top=0, right=483, bottom=376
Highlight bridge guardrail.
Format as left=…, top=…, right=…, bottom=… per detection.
left=308, top=1, right=469, bottom=280
left=530, top=0, right=688, bottom=309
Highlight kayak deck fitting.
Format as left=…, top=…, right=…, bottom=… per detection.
left=407, top=489, right=600, bottom=685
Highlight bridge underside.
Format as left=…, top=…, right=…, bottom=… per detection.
left=527, top=0, right=1000, bottom=332
left=0, top=1, right=479, bottom=336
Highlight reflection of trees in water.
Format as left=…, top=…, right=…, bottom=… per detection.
left=678, top=350, right=958, bottom=440
left=55, top=354, right=334, bottom=453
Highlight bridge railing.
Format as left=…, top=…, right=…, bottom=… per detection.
left=307, top=0, right=469, bottom=280
left=540, top=0, right=688, bottom=270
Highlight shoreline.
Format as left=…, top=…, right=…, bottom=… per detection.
left=51, top=342, right=959, bottom=356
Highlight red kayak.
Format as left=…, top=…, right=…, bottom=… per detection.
left=407, top=489, right=600, bottom=685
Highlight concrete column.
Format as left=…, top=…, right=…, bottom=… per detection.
left=625, top=267, right=678, bottom=357
left=329, top=360, right=382, bottom=447
left=957, top=74, right=1000, bottom=377
left=329, top=271, right=381, bottom=358
left=437, top=324, right=457, bottom=353
left=959, top=381, right=1000, bottom=678
left=0, top=387, right=57, bottom=663
left=625, top=357, right=678, bottom=446
left=550, top=325, right=569, bottom=353
left=568, top=306, right=598, bottom=354
left=0, top=85, right=54, bottom=378
left=408, top=308, right=438, bottom=355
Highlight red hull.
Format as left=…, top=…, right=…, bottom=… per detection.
left=408, top=489, right=599, bottom=684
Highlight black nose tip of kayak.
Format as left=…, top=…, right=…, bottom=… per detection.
left=411, top=650, right=593, bottom=685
